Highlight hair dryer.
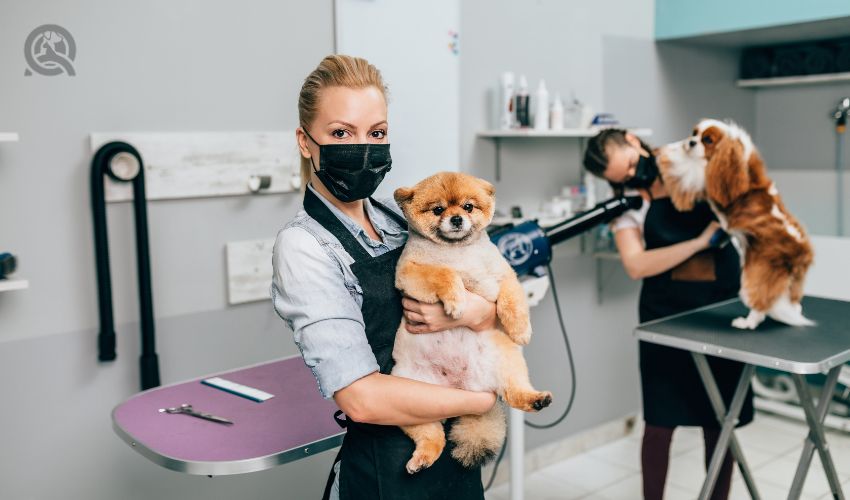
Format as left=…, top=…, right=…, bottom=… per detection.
left=489, top=195, right=644, bottom=276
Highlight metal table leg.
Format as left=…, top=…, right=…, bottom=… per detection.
left=788, top=367, right=845, bottom=500
left=692, top=353, right=760, bottom=500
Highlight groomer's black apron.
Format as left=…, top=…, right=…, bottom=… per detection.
left=638, top=197, right=754, bottom=428
left=302, top=189, right=484, bottom=500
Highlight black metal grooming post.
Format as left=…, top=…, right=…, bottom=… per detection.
left=91, top=141, right=160, bottom=390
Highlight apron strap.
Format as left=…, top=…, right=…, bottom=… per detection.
left=303, top=187, right=407, bottom=263
left=370, top=198, right=408, bottom=228
left=333, top=409, right=349, bottom=429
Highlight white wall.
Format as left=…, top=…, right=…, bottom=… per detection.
left=335, top=0, right=460, bottom=197
left=806, top=236, right=850, bottom=301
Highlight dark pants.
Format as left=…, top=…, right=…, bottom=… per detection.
left=641, top=424, right=734, bottom=500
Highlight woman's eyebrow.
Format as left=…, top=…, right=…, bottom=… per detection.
left=326, top=120, right=388, bottom=129
left=327, top=120, right=356, bottom=129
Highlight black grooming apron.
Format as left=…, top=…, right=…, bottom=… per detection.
left=303, top=189, right=484, bottom=500
left=638, top=198, right=754, bottom=428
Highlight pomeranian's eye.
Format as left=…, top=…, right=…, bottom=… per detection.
left=462, top=203, right=474, bottom=212
left=432, top=206, right=445, bottom=216
left=702, top=136, right=713, bottom=145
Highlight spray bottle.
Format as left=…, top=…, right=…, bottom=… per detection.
left=550, top=93, right=564, bottom=131
left=533, top=80, right=549, bottom=131
left=499, top=72, right=515, bottom=130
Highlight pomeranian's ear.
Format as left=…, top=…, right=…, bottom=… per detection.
left=394, top=187, right=415, bottom=206
left=476, top=178, right=495, bottom=197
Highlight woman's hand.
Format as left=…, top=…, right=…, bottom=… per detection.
left=403, top=290, right=497, bottom=334
left=695, top=221, right=721, bottom=250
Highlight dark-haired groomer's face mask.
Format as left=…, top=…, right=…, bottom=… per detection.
left=623, top=153, right=659, bottom=190
left=303, top=128, right=392, bottom=202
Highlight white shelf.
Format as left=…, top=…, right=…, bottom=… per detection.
left=477, top=127, right=652, bottom=138
left=0, top=132, right=19, bottom=142
left=737, top=72, right=850, bottom=88
left=0, top=278, right=29, bottom=292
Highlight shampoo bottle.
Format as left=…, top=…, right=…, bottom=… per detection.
left=550, top=93, right=564, bottom=131
left=533, top=80, right=549, bottom=131
left=515, top=75, right=530, bottom=128
left=499, top=72, right=515, bottom=130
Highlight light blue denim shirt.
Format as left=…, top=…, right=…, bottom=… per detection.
left=271, top=183, right=408, bottom=399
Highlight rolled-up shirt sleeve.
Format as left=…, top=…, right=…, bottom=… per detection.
left=271, top=226, right=379, bottom=399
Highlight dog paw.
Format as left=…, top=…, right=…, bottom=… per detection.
left=405, top=448, right=441, bottom=474
left=442, top=298, right=465, bottom=320
left=731, top=316, right=756, bottom=330
left=511, top=323, right=532, bottom=346
left=531, top=391, right=553, bottom=412
left=506, top=390, right=553, bottom=412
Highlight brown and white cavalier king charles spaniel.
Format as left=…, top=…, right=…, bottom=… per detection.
left=657, top=119, right=815, bottom=330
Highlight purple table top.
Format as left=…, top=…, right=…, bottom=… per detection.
left=112, top=356, right=344, bottom=475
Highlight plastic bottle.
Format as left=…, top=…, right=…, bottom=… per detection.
left=579, top=101, right=595, bottom=129
left=499, top=72, right=515, bottom=130
left=533, top=80, right=549, bottom=131
left=550, top=93, right=564, bottom=131
left=583, top=171, right=596, bottom=209
left=515, top=75, right=530, bottom=128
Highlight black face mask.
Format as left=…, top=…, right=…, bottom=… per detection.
left=623, top=154, right=659, bottom=190
left=302, top=128, right=392, bottom=202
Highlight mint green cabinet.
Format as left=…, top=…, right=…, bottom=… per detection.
left=656, top=0, right=850, bottom=41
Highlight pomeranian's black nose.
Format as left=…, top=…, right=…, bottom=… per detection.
left=450, top=215, right=463, bottom=227
left=688, top=139, right=697, bottom=148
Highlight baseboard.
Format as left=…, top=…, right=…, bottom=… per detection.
left=481, top=413, right=639, bottom=488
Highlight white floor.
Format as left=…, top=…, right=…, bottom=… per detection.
left=485, top=412, right=850, bottom=499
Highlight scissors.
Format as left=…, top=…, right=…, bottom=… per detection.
left=158, top=403, right=233, bottom=425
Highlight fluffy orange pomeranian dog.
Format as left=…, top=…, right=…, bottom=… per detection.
left=390, top=171, right=552, bottom=474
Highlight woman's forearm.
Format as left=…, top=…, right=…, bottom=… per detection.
left=621, top=237, right=704, bottom=279
left=334, top=372, right=494, bottom=426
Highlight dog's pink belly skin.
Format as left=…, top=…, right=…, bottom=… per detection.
left=391, top=323, right=501, bottom=392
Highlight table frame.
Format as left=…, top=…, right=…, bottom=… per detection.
left=636, top=297, right=849, bottom=500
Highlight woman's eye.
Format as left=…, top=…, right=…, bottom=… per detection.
left=331, top=129, right=348, bottom=139
left=370, top=129, right=386, bottom=139
left=702, top=136, right=713, bottom=145
left=432, top=206, right=445, bottom=216
left=462, top=203, right=474, bottom=212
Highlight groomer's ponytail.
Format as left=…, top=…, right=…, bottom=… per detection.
left=297, top=55, right=389, bottom=188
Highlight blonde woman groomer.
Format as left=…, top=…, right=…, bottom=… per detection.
left=272, top=55, right=498, bottom=500
left=583, top=129, right=754, bottom=500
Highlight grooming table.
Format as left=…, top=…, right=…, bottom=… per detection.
left=112, top=356, right=344, bottom=475
left=635, top=296, right=850, bottom=500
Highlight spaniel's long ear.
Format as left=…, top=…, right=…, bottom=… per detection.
left=706, top=138, right=749, bottom=208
